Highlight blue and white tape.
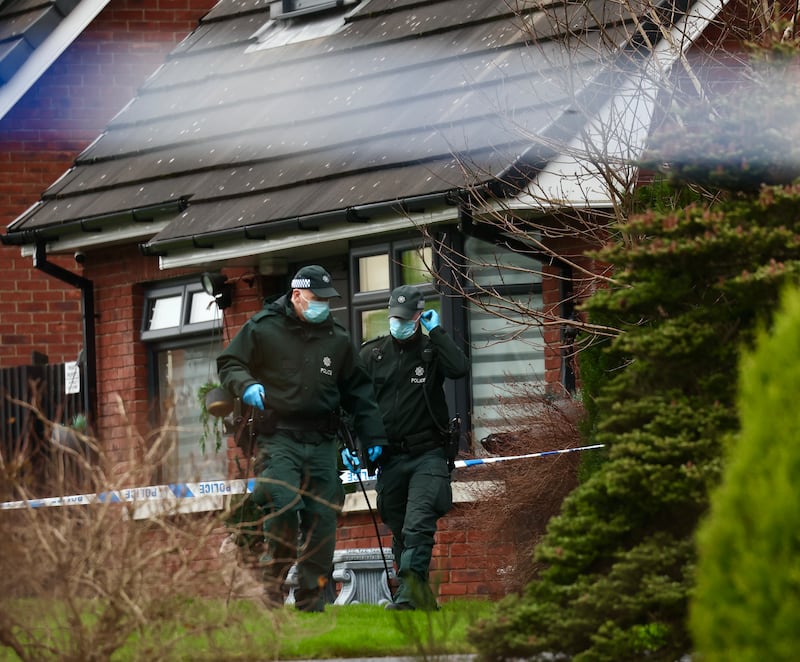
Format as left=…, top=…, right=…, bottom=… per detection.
left=337, top=444, right=605, bottom=483
left=0, top=478, right=253, bottom=511
left=0, top=444, right=604, bottom=511
left=451, top=443, right=605, bottom=467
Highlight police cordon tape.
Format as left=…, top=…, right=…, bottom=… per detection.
left=338, top=443, right=605, bottom=485
left=449, top=443, right=605, bottom=468
left=0, top=443, right=605, bottom=511
left=0, top=478, right=253, bottom=511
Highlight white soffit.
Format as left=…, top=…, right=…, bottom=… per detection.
left=0, top=0, right=113, bottom=120
left=157, top=206, right=459, bottom=270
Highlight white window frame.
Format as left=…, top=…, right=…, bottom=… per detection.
left=141, top=281, right=221, bottom=342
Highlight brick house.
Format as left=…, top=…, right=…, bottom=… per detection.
left=0, top=0, right=217, bottom=366
left=0, top=0, right=218, bottom=486
left=1, top=0, right=743, bottom=601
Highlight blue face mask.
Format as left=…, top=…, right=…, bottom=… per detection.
left=301, top=294, right=330, bottom=323
left=389, top=317, right=417, bottom=340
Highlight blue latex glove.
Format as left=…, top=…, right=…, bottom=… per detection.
left=367, top=445, right=383, bottom=462
left=341, top=448, right=360, bottom=472
left=242, top=383, right=266, bottom=410
left=420, top=310, right=440, bottom=331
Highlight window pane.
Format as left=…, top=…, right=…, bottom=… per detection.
left=361, top=308, right=388, bottom=340
left=188, top=290, right=222, bottom=324
left=400, top=246, right=432, bottom=285
left=465, top=236, right=542, bottom=287
left=157, top=343, right=226, bottom=482
left=468, top=293, right=545, bottom=444
left=148, top=295, right=182, bottom=330
left=358, top=254, right=390, bottom=292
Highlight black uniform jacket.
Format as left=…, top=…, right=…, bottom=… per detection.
left=217, top=293, right=387, bottom=446
left=360, top=326, right=468, bottom=447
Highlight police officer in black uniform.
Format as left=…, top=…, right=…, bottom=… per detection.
left=217, top=265, right=387, bottom=612
left=359, top=285, right=469, bottom=610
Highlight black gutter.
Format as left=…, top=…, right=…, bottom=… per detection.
left=0, top=199, right=188, bottom=247
left=33, top=242, right=97, bottom=428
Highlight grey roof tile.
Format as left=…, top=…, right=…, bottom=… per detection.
left=4, top=0, right=694, bottom=256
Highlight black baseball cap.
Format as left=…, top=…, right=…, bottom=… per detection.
left=388, top=285, right=425, bottom=319
left=290, top=265, right=340, bottom=298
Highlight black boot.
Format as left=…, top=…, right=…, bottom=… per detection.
left=294, top=587, right=324, bottom=613
left=385, top=600, right=415, bottom=611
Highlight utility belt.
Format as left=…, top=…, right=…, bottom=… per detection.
left=252, top=408, right=339, bottom=437
left=389, top=416, right=461, bottom=470
left=388, top=429, right=446, bottom=456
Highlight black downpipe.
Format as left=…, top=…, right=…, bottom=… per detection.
left=33, top=242, right=97, bottom=426
left=560, top=265, right=577, bottom=394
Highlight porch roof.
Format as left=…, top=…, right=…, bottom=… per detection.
left=2, top=0, right=720, bottom=267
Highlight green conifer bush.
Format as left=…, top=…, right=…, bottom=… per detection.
left=469, top=35, right=800, bottom=660
left=469, top=183, right=800, bottom=660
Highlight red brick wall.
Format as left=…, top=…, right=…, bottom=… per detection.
left=0, top=251, right=84, bottom=365
left=337, top=506, right=513, bottom=602
left=0, top=0, right=217, bottom=368
left=540, top=232, right=609, bottom=391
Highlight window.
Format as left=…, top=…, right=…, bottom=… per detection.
left=142, top=281, right=221, bottom=341
left=142, top=280, right=226, bottom=484
left=248, top=0, right=360, bottom=51
left=464, top=236, right=545, bottom=444
left=350, top=240, right=437, bottom=344
left=357, top=254, right=390, bottom=292
left=154, top=342, right=225, bottom=483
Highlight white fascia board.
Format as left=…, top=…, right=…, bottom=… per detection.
left=649, top=0, right=732, bottom=73
left=497, top=0, right=730, bottom=216
left=0, top=0, right=114, bottom=120
left=505, top=73, right=660, bottom=212
left=19, top=220, right=171, bottom=257
left=157, top=206, right=459, bottom=270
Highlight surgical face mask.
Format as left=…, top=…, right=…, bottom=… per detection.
left=389, top=317, right=417, bottom=340
left=300, top=293, right=330, bottom=323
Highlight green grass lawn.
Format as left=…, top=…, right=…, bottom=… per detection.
left=0, top=599, right=495, bottom=661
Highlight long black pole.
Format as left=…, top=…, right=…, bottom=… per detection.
left=338, top=420, right=394, bottom=602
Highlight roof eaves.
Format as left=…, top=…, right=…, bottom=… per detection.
left=1, top=199, right=188, bottom=247
left=496, top=0, right=732, bottom=214
left=490, top=0, right=714, bottom=198
left=138, top=190, right=463, bottom=259
left=155, top=199, right=464, bottom=270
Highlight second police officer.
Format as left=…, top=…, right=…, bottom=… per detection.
left=358, top=285, right=469, bottom=610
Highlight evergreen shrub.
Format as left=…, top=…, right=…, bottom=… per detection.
left=691, top=286, right=800, bottom=661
